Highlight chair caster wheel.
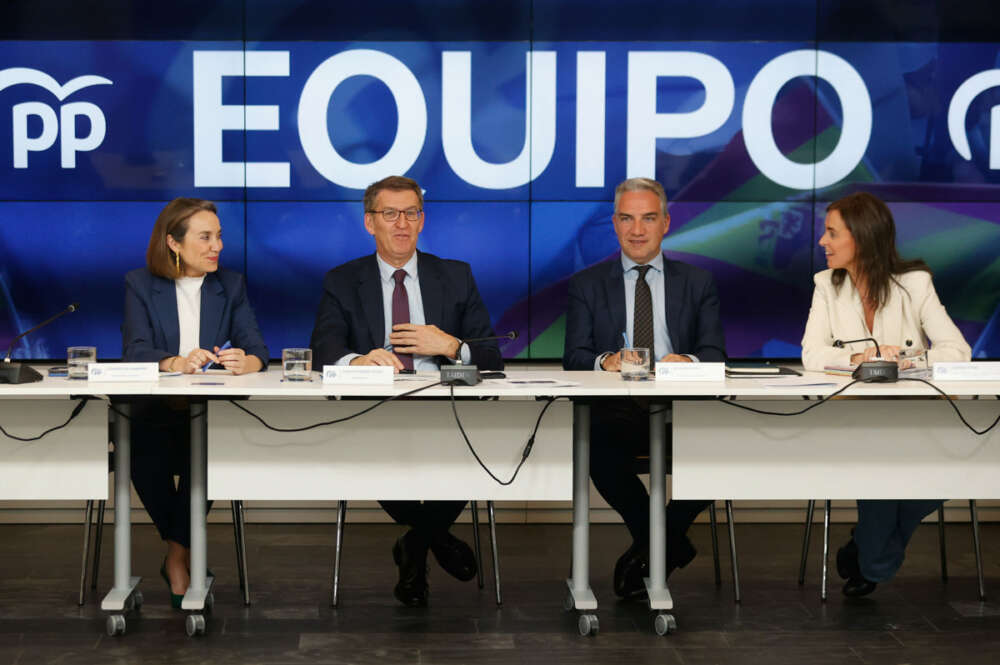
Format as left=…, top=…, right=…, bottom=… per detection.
left=131, top=591, right=143, bottom=611
left=204, top=592, right=214, bottom=612
left=577, top=613, right=598, bottom=636
left=562, top=593, right=575, bottom=611
left=185, top=614, right=206, bottom=637
left=106, top=614, right=126, bottom=636
left=654, top=612, right=677, bottom=636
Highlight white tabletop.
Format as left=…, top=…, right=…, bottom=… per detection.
left=5, top=365, right=1000, bottom=399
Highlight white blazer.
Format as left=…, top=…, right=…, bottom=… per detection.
left=801, top=269, right=971, bottom=371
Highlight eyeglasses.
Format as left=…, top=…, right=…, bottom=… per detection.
left=367, top=207, right=423, bottom=222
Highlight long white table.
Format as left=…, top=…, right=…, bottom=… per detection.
left=4, top=368, right=999, bottom=638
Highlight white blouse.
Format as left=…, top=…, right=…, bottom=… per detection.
left=801, top=269, right=971, bottom=372
left=175, top=276, right=205, bottom=357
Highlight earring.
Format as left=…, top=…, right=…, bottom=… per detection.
left=175, top=251, right=180, bottom=274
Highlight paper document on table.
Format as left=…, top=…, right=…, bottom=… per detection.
left=491, top=378, right=581, bottom=388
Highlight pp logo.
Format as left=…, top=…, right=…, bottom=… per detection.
left=948, top=69, right=1000, bottom=169
left=0, top=67, right=113, bottom=168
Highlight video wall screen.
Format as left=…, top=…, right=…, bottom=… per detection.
left=1, top=0, right=998, bottom=360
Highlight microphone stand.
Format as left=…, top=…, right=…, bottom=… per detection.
left=833, top=337, right=898, bottom=383
left=1, top=303, right=80, bottom=384
left=442, top=331, right=517, bottom=386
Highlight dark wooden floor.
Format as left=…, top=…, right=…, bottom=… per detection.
left=1, top=520, right=999, bottom=664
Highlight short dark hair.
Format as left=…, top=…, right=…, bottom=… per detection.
left=827, top=192, right=930, bottom=308
left=146, top=198, right=218, bottom=279
left=363, top=175, right=424, bottom=213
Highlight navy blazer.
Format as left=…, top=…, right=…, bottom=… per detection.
left=310, top=251, right=503, bottom=370
left=122, top=267, right=269, bottom=368
left=563, top=253, right=726, bottom=370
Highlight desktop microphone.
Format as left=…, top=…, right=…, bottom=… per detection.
left=459, top=330, right=518, bottom=345
left=833, top=336, right=898, bottom=383
left=442, top=331, right=518, bottom=386
left=0, top=302, right=80, bottom=384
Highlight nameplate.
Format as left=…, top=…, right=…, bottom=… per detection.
left=322, top=365, right=394, bottom=385
left=87, top=363, right=159, bottom=382
left=933, top=362, right=1000, bottom=381
left=655, top=362, right=725, bottom=381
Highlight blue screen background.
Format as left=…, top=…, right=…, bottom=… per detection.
left=1, top=0, right=999, bottom=361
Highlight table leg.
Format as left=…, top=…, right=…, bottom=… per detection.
left=644, top=403, right=673, bottom=611
left=566, top=402, right=597, bottom=612
left=101, top=404, right=141, bottom=635
left=182, top=400, right=214, bottom=615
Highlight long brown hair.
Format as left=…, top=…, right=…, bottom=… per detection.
left=827, top=192, right=930, bottom=308
left=146, top=198, right=218, bottom=278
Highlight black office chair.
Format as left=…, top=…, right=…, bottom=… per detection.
left=331, top=500, right=502, bottom=607
left=797, top=499, right=986, bottom=600
left=633, top=454, right=742, bottom=603
left=78, top=446, right=251, bottom=606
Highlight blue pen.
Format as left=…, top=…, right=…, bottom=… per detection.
left=203, top=340, right=231, bottom=371
left=622, top=331, right=631, bottom=349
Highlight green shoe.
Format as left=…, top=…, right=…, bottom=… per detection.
left=160, top=560, right=184, bottom=610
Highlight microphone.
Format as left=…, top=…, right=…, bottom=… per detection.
left=1, top=302, right=80, bottom=384
left=442, top=332, right=518, bottom=386
left=832, top=336, right=898, bottom=383
left=459, top=330, right=518, bottom=345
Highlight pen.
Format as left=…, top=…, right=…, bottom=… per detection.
left=203, top=340, right=231, bottom=371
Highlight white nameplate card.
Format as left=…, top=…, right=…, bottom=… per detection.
left=88, top=363, right=159, bottom=382
left=322, top=365, right=394, bottom=385
left=655, top=362, right=725, bottom=381
left=933, top=362, right=1000, bottom=381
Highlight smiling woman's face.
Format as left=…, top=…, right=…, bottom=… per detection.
left=818, top=209, right=856, bottom=272
left=168, top=210, right=222, bottom=277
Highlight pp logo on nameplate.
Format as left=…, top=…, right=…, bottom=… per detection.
left=322, top=365, right=394, bottom=385
left=655, top=362, right=726, bottom=382
left=933, top=362, right=1000, bottom=381
left=87, top=363, right=159, bottom=382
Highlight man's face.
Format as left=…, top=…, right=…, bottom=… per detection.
left=364, top=188, right=424, bottom=267
left=613, top=190, right=670, bottom=264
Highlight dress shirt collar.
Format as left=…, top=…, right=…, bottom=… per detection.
left=375, top=252, right=419, bottom=284
left=621, top=251, right=664, bottom=276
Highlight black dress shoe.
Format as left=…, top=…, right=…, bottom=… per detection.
left=842, top=576, right=878, bottom=597
left=429, top=530, right=477, bottom=582
left=836, top=538, right=861, bottom=581
left=613, top=542, right=649, bottom=599
left=392, top=531, right=429, bottom=607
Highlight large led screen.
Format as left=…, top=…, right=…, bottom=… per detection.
left=1, top=1, right=999, bottom=360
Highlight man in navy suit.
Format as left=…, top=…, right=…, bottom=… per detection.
left=563, top=177, right=726, bottom=599
left=310, top=175, right=503, bottom=607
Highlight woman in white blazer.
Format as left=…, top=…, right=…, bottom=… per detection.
left=801, top=192, right=971, bottom=597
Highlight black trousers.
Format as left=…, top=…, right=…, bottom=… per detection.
left=128, top=398, right=212, bottom=549
left=379, top=500, right=467, bottom=538
left=590, top=399, right=711, bottom=558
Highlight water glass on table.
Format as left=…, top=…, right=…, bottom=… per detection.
left=282, top=348, right=312, bottom=381
left=620, top=347, right=650, bottom=381
left=67, top=346, right=96, bottom=379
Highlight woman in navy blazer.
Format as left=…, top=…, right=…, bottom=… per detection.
left=122, top=198, right=268, bottom=607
